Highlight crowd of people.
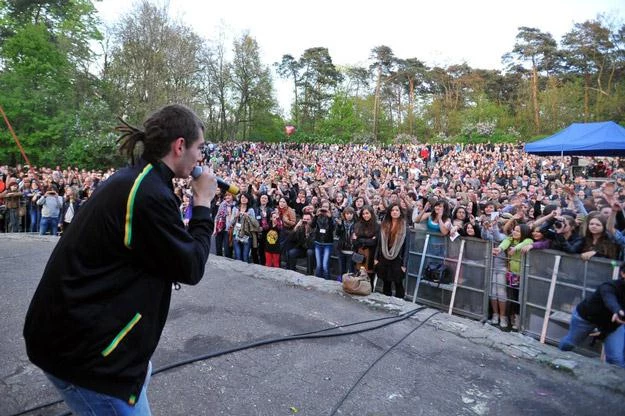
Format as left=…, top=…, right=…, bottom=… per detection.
left=0, top=165, right=113, bottom=235
left=3, top=142, right=625, bottom=324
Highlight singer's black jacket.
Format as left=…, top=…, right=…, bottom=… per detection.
left=24, top=159, right=213, bottom=405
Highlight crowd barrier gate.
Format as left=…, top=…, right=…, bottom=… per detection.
left=403, top=228, right=619, bottom=357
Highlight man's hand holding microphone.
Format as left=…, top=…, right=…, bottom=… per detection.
left=191, top=165, right=240, bottom=207
left=191, top=165, right=218, bottom=208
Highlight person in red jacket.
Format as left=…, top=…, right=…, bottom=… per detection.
left=24, top=104, right=218, bottom=415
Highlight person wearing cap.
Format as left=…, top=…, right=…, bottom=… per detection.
left=559, top=263, right=625, bottom=368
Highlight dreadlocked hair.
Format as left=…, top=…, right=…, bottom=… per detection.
left=115, top=118, right=145, bottom=165
left=115, top=104, right=205, bottom=166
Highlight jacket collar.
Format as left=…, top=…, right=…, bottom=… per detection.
left=139, top=158, right=175, bottom=190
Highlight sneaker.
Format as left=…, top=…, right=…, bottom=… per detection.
left=487, top=314, right=499, bottom=325
left=511, top=315, right=519, bottom=331
left=499, top=316, right=509, bottom=329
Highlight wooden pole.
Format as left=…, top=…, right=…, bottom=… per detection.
left=0, top=104, right=31, bottom=166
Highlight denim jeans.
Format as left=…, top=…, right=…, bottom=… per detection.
left=29, top=206, right=40, bottom=232
left=314, top=242, right=334, bottom=279
left=214, top=230, right=232, bottom=258
left=559, top=309, right=625, bottom=368
left=7, top=208, right=19, bottom=232
left=233, top=239, right=251, bottom=263
left=45, top=362, right=152, bottom=415
left=338, top=252, right=355, bottom=278
left=287, top=247, right=315, bottom=275
left=39, top=216, right=58, bottom=236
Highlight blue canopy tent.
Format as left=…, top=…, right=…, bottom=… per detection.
left=524, top=121, right=625, bottom=156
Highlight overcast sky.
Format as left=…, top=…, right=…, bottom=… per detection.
left=95, top=0, right=624, bottom=112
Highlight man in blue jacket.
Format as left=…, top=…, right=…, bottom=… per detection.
left=559, top=263, right=625, bottom=368
left=24, top=104, right=218, bottom=415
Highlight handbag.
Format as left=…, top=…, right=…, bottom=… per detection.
left=236, top=234, right=250, bottom=244
left=505, top=271, right=520, bottom=287
left=424, top=262, right=452, bottom=284
left=342, top=272, right=372, bottom=296
left=351, top=252, right=365, bottom=263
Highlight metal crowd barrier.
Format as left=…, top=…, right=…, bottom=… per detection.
left=405, top=228, right=491, bottom=320
left=404, top=228, right=619, bottom=357
left=522, top=249, right=618, bottom=355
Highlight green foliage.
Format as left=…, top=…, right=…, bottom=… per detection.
left=0, top=0, right=106, bottom=167
left=247, top=111, right=284, bottom=142
left=316, top=93, right=365, bottom=141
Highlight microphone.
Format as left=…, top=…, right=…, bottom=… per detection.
left=191, top=166, right=239, bottom=195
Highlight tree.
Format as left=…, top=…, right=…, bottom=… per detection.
left=276, top=54, right=303, bottom=125
left=0, top=0, right=104, bottom=166
left=369, top=45, right=396, bottom=140
left=396, top=58, right=428, bottom=135
left=503, top=27, right=559, bottom=133
left=561, top=19, right=614, bottom=121
left=297, top=47, right=342, bottom=132
left=342, top=65, right=370, bottom=98
left=105, top=2, right=205, bottom=123
left=317, top=92, right=365, bottom=141
left=231, top=33, right=276, bottom=140
left=208, top=32, right=232, bottom=141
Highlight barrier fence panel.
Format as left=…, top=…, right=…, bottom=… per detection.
left=522, top=250, right=616, bottom=355
left=405, top=230, right=618, bottom=362
left=450, top=236, right=491, bottom=319
left=406, top=228, right=491, bottom=320
left=404, top=229, right=428, bottom=299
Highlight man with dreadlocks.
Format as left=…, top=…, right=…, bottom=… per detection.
left=24, top=104, right=217, bottom=415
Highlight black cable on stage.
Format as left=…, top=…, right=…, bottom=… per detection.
left=11, top=306, right=427, bottom=416
left=329, top=311, right=440, bottom=416
left=154, top=306, right=426, bottom=375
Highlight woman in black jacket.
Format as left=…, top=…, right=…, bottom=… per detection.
left=335, top=206, right=356, bottom=278
left=545, top=215, right=584, bottom=254
left=60, top=185, right=81, bottom=234
left=312, top=200, right=335, bottom=279
left=352, top=205, right=380, bottom=287
left=374, top=203, right=408, bottom=298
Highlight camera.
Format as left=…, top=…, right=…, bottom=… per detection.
left=554, top=220, right=564, bottom=229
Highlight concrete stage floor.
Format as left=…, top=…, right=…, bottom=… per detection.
left=1, top=234, right=624, bottom=416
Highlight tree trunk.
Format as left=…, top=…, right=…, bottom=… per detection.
left=408, top=77, right=414, bottom=135
left=584, top=72, right=590, bottom=122
left=373, top=67, right=382, bottom=140
left=531, top=66, right=540, bottom=134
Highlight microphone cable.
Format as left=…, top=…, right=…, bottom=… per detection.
left=329, top=310, right=440, bottom=416
left=153, top=306, right=427, bottom=375
left=12, top=306, right=431, bottom=416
